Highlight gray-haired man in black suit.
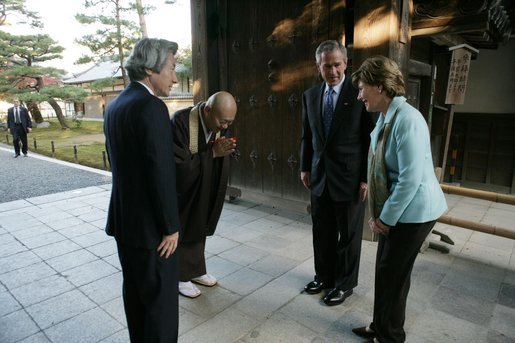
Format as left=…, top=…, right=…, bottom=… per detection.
left=104, top=38, right=182, bottom=342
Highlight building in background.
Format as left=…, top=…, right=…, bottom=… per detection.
left=63, top=60, right=193, bottom=118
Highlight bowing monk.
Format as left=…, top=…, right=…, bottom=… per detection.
left=171, top=91, right=237, bottom=298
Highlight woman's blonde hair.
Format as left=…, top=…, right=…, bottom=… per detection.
left=351, top=56, right=405, bottom=97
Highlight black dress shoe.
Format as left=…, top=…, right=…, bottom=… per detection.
left=304, top=280, right=325, bottom=294
left=13, top=154, right=20, bottom=158
left=322, top=288, right=353, bottom=306
left=352, top=326, right=375, bottom=339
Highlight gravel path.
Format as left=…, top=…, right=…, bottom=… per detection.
left=0, top=143, right=112, bottom=203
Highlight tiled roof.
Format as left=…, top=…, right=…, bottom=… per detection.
left=64, top=61, right=188, bottom=84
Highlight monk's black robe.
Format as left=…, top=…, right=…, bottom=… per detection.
left=171, top=103, right=230, bottom=280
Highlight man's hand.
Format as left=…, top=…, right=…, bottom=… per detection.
left=359, top=182, right=368, bottom=202
left=27, top=128, right=32, bottom=133
left=300, top=171, right=311, bottom=189
left=213, top=137, right=236, bottom=158
left=157, top=232, right=179, bottom=258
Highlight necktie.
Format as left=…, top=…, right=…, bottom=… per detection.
left=15, top=107, right=20, bottom=123
left=323, top=87, right=334, bottom=137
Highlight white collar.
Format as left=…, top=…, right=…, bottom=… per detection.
left=136, top=81, right=154, bottom=96
left=324, top=75, right=345, bottom=95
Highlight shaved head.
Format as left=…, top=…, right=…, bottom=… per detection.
left=204, top=91, right=237, bottom=133
left=206, top=91, right=237, bottom=115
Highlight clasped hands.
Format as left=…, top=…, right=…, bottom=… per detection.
left=213, top=137, right=236, bottom=158
left=368, top=217, right=390, bottom=237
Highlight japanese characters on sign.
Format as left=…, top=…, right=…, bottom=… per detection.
left=445, top=48, right=472, bottom=105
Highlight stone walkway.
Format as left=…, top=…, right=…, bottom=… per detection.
left=0, top=147, right=514, bottom=342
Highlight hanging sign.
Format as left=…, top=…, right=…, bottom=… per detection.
left=445, top=44, right=478, bottom=105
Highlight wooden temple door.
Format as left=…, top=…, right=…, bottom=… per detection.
left=193, top=0, right=348, bottom=203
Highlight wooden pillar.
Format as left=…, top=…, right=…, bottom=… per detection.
left=353, top=0, right=412, bottom=79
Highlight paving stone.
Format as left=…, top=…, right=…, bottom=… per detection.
left=0, top=233, right=15, bottom=245
left=178, top=308, right=258, bottom=343
left=80, top=272, right=123, bottom=305
left=97, top=329, right=130, bottom=343
left=86, top=238, right=118, bottom=258
left=101, top=296, right=127, bottom=326
left=0, top=199, right=33, bottom=213
left=241, top=311, right=321, bottom=342
left=205, top=235, right=240, bottom=255
left=218, top=225, right=265, bottom=243
left=46, top=216, right=85, bottom=231
left=26, top=289, right=96, bottom=329
left=0, top=250, right=41, bottom=275
left=241, top=217, right=288, bottom=233
left=103, top=253, right=122, bottom=270
left=46, top=249, right=98, bottom=273
left=232, top=267, right=311, bottom=321
left=219, top=244, right=268, bottom=267
left=10, top=224, right=53, bottom=241
left=17, top=332, right=51, bottom=343
left=410, top=308, right=488, bottom=343
left=0, top=309, right=40, bottom=343
left=0, top=262, right=55, bottom=289
left=61, top=259, right=117, bottom=287
left=57, top=222, right=98, bottom=238
left=11, top=274, right=75, bottom=307
left=44, top=307, right=123, bottom=343
left=17, top=231, right=67, bottom=250
left=71, top=229, right=111, bottom=248
left=0, top=213, right=41, bottom=232
left=220, top=267, right=274, bottom=296
left=498, top=282, right=515, bottom=309
left=32, top=239, right=82, bottom=260
left=490, top=304, right=515, bottom=340
left=431, top=285, right=495, bottom=326
left=0, top=290, right=22, bottom=316
left=178, top=306, right=205, bottom=336
left=249, top=254, right=298, bottom=277
left=460, top=241, right=511, bottom=268
left=205, top=255, right=243, bottom=279
left=178, top=285, right=241, bottom=319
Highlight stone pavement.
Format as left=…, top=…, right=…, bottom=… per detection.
left=0, top=149, right=514, bottom=342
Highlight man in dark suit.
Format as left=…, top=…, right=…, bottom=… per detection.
left=300, top=40, right=374, bottom=306
left=7, top=99, right=32, bottom=157
left=104, top=38, right=182, bottom=342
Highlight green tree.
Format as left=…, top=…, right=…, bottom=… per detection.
left=0, top=31, right=88, bottom=128
left=176, top=46, right=192, bottom=92
left=75, top=0, right=142, bottom=87
left=0, top=0, right=42, bottom=27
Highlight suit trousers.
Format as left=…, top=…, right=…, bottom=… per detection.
left=178, top=238, right=206, bottom=281
left=372, top=220, right=436, bottom=343
left=12, top=124, right=28, bottom=155
left=116, top=242, right=179, bottom=343
left=310, top=188, right=365, bottom=290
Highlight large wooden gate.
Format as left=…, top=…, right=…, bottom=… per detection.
left=192, top=0, right=349, bottom=203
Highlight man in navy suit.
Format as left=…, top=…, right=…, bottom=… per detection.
left=104, top=38, right=182, bottom=342
left=300, top=40, right=374, bottom=306
left=7, top=99, right=32, bottom=157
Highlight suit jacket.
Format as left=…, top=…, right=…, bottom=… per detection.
left=300, top=76, right=374, bottom=202
left=171, top=105, right=230, bottom=243
left=104, top=82, right=181, bottom=249
left=371, top=96, right=447, bottom=226
left=7, top=106, right=32, bottom=134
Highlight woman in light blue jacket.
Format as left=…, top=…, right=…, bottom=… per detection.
left=350, top=56, right=447, bottom=343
